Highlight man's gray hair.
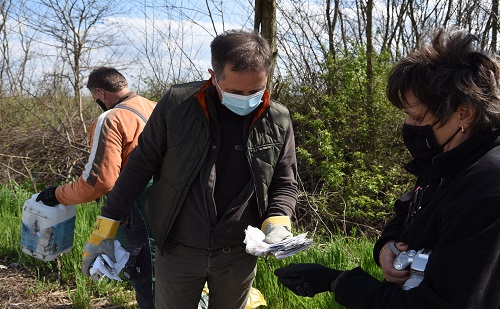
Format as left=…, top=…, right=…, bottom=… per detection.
left=210, top=29, right=272, bottom=80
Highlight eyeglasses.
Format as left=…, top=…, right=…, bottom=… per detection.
left=406, top=185, right=428, bottom=224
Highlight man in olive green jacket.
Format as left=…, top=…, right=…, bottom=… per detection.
left=82, top=30, right=298, bottom=309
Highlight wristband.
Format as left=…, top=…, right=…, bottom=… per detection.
left=261, top=216, right=291, bottom=232
left=379, top=241, right=396, bottom=256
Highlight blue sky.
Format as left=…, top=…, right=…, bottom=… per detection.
left=12, top=0, right=329, bottom=95
left=12, top=0, right=257, bottom=94
left=109, top=0, right=257, bottom=88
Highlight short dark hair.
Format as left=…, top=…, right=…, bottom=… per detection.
left=86, top=67, right=128, bottom=92
left=387, top=27, right=500, bottom=133
left=210, top=29, right=272, bottom=80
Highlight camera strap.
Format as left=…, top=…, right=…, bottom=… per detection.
left=389, top=241, right=401, bottom=255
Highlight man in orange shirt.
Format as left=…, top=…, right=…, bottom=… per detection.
left=37, top=67, right=156, bottom=308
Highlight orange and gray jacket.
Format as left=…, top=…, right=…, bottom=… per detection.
left=102, top=80, right=298, bottom=251
left=55, top=92, right=157, bottom=205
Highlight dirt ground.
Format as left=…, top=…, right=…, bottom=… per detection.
left=0, top=263, right=133, bottom=309
left=0, top=263, right=73, bottom=308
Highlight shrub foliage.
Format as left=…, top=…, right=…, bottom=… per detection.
left=280, top=48, right=413, bottom=236
left=0, top=49, right=415, bottom=237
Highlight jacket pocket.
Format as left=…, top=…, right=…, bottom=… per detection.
left=146, top=178, right=181, bottom=248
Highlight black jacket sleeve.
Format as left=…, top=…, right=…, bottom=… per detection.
left=101, top=91, right=169, bottom=219
left=264, top=120, right=298, bottom=219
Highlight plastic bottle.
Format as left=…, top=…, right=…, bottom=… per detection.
left=20, top=193, right=76, bottom=261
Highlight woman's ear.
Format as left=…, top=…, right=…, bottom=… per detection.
left=458, top=104, right=476, bottom=128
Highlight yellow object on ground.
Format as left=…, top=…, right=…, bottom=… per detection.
left=199, top=283, right=267, bottom=308
left=246, top=286, right=267, bottom=308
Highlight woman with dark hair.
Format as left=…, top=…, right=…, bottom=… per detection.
left=274, top=27, right=500, bottom=308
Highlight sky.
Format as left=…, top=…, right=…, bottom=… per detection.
left=8, top=0, right=257, bottom=95
left=108, top=0, right=327, bottom=89
left=105, top=0, right=258, bottom=89
left=11, top=0, right=360, bottom=95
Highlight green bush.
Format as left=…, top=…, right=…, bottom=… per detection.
left=281, top=48, right=413, bottom=235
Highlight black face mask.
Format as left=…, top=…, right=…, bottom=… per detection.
left=95, top=99, right=107, bottom=111
left=402, top=123, right=461, bottom=161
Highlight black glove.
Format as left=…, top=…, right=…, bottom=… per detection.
left=36, top=186, right=60, bottom=206
left=274, top=263, right=343, bottom=297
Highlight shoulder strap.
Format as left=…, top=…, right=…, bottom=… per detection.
left=114, top=105, right=148, bottom=123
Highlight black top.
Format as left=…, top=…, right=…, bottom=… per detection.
left=336, top=129, right=500, bottom=308
left=167, top=85, right=260, bottom=249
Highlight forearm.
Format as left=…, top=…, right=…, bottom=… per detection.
left=373, top=189, right=413, bottom=264
left=334, top=267, right=406, bottom=309
left=101, top=155, right=153, bottom=219
left=56, top=177, right=110, bottom=205
left=102, top=97, right=168, bottom=219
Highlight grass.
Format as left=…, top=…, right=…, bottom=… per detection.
left=254, top=236, right=382, bottom=308
left=1, top=183, right=135, bottom=308
left=0, top=182, right=383, bottom=308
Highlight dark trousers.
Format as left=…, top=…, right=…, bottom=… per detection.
left=115, top=187, right=155, bottom=309
left=155, top=242, right=257, bottom=309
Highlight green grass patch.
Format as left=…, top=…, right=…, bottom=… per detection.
left=0, top=182, right=383, bottom=308
left=253, top=234, right=382, bottom=308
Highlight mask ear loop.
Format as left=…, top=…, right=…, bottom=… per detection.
left=441, top=127, right=462, bottom=148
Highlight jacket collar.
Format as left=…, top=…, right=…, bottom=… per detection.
left=405, top=129, right=500, bottom=178
left=194, top=79, right=271, bottom=125
left=111, top=91, right=137, bottom=109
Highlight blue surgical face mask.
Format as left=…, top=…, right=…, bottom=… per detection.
left=215, top=78, right=265, bottom=116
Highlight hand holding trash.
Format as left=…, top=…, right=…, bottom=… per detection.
left=262, top=216, right=293, bottom=244
left=82, top=216, right=120, bottom=277
left=244, top=225, right=313, bottom=259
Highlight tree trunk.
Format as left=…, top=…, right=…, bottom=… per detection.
left=254, top=0, right=277, bottom=97
left=491, top=0, right=498, bottom=52
left=366, top=0, right=375, bottom=149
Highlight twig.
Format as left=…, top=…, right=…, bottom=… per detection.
left=0, top=153, right=32, bottom=160
left=21, top=159, right=37, bottom=192
left=0, top=162, right=28, bottom=178
left=297, top=174, right=334, bottom=239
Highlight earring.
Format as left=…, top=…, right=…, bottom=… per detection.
left=461, top=125, right=466, bottom=133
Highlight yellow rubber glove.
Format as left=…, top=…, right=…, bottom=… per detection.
left=262, top=216, right=293, bottom=244
left=82, top=216, right=120, bottom=277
